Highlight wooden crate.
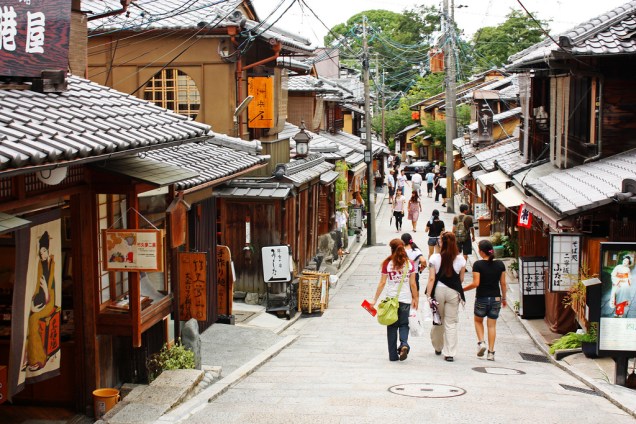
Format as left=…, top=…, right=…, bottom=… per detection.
left=298, top=271, right=329, bottom=313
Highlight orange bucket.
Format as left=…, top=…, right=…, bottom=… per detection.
left=92, top=388, right=120, bottom=418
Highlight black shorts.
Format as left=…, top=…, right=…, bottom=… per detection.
left=457, top=238, right=472, bottom=255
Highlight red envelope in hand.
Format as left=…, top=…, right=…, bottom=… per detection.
left=361, top=299, right=377, bottom=317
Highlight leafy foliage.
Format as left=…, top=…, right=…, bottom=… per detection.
left=549, top=332, right=582, bottom=354
left=471, top=10, right=549, bottom=70
left=146, top=340, right=195, bottom=382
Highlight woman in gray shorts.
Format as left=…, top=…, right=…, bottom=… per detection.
left=462, top=240, right=507, bottom=361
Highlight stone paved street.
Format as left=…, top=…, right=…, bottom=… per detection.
left=185, top=190, right=635, bottom=423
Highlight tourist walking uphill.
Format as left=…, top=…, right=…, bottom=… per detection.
left=462, top=240, right=507, bottom=361
left=392, top=190, right=406, bottom=232
left=387, top=170, right=395, bottom=205
left=401, top=233, right=426, bottom=292
left=371, top=239, right=419, bottom=361
left=425, top=209, right=445, bottom=258
left=453, top=204, right=475, bottom=262
left=426, top=232, right=466, bottom=362
left=407, top=190, right=422, bottom=232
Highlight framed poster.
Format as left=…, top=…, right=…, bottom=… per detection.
left=598, top=242, right=636, bottom=355
left=261, top=245, right=292, bottom=283
left=102, top=229, right=164, bottom=272
left=474, top=203, right=489, bottom=219
left=178, top=252, right=207, bottom=321
left=549, top=233, right=582, bottom=292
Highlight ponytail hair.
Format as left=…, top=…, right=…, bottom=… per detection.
left=439, top=232, right=459, bottom=277
left=382, top=238, right=408, bottom=270
left=478, top=240, right=495, bottom=262
left=400, top=233, right=420, bottom=251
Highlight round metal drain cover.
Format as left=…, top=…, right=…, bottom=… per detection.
left=388, top=383, right=466, bottom=398
left=472, top=367, right=526, bottom=375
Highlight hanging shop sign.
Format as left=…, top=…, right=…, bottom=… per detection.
left=102, top=229, right=164, bottom=272
left=518, top=256, right=548, bottom=319
left=549, top=233, right=582, bottom=292
left=517, top=203, right=532, bottom=228
left=261, top=245, right=292, bottom=283
left=178, top=252, right=207, bottom=321
left=216, top=245, right=234, bottom=316
left=0, top=0, right=71, bottom=78
left=247, top=76, right=274, bottom=129
left=598, top=242, right=636, bottom=354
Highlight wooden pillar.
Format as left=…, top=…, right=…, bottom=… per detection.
left=127, top=188, right=142, bottom=347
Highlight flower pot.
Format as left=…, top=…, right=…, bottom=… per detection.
left=581, top=341, right=598, bottom=358
left=493, top=245, right=504, bottom=259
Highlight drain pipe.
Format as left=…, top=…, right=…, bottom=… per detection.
left=584, top=79, right=603, bottom=163
left=234, top=38, right=282, bottom=138
left=88, top=0, right=133, bottom=21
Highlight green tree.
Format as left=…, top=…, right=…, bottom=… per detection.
left=471, top=10, right=549, bottom=70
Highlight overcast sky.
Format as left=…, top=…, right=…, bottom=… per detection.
left=253, top=0, right=630, bottom=46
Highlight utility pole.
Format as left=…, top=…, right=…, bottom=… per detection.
left=362, top=16, right=376, bottom=245
left=443, top=0, right=457, bottom=214
left=381, top=71, right=386, bottom=149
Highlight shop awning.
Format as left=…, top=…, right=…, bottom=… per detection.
left=494, top=186, right=528, bottom=208
left=0, top=212, right=30, bottom=234
left=477, top=170, right=511, bottom=189
left=453, top=166, right=471, bottom=181
left=523, top=196, right=574, bottom=230
left=93, top=156, right=199, bottom=187
left=320, top=170, right=340, bottom=185
left=350, top=162, right=367, bottom=175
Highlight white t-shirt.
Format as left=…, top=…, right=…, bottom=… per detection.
left=397, top=175, right=407, bottom=188
left=411, top=173, right=423, bottom=185
left=428, top=253, right=466, bottom=288
left=382, top=260, right=415, bottom=303
left=406, top=247, right=424, bottom=270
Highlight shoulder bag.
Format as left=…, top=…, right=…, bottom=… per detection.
left=377, top=264, right=408, bottom=326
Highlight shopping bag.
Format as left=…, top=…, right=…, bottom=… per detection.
left=408, top=307, right=425, bottom=336
left=421, top=299, right=433, bottom=322
left=429, top=297, right=442, bottom=326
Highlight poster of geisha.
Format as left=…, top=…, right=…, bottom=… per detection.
left=102, top=229, right=164, bottom=272
left=10, top=219, right=62, bottom=397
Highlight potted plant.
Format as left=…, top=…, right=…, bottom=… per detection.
left=580, top=322, right=598, bottom=358
left=490, top=232, right=505, bottom=258
left=508, top=259, right=519, bottom=279
left=146, top=339, right=195, bottom=382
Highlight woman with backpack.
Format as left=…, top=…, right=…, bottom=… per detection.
left=370, top=239, right=419, bottom=361
left=463, top=240, right=507, bottom=361
left=425, top=209, right=445, bottom=258
left=453, top=204, right=475, bottom=261
left=425, top=231, right=466, bottom=362
left=401, top=233, right=426, bottom=292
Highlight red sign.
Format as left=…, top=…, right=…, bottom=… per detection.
left=517, top=203, right=532, bottom=228
left=0, top=0, right=71, bottom=78
left=178, top=252, right=207, bottom=321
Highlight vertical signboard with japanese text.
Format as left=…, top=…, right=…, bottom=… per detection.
left=0, top=0, right=71, bottom=77
left=247, top=76, right=274, bottom=129
left=216, top=245, right=233, bottom=316
left=178, top=252, right=207, bottom=321
left=261, top=245, right=292, bottom=283
left=549, top=233, right=582, bottom=292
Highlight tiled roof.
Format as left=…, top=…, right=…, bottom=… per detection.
left=525, top=149, right=636, bottom=215
left=396, top=123, right=420, bottom=135
left=473, top=139, right=519, bottom=172
left=144, top=134, right=269, bottom=190
left=410, top=75, right=503, bottom=110
left=0, top=75, right=211, bottom=175
left=326, top=130, right=388, bottom=155
left=84, top=0, right=315, bottom=53
left=508, top=1, right=636, bottom=69
left=277, top=154, right=335, bottom=187
left=280, top=123, right=343, bottom=160
left=467, top=107, right=522, bottom=134
left=287, top=75, right=338, bottom=93
left=214, top=180, right=292, bottom=199
left=497, top=152, right=534, bottom=176
left=461, top=75, right=519, bottom=101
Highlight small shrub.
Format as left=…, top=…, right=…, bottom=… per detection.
left=580, top=322, right=598, bottom=343
left=549, top=332, right=582, bottom=354
left=490, top=232, right=504, bottom=246
left=146, top=339, right=195, bottom=382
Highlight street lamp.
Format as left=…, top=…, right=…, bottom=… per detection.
left=293, top=120, right=311, bottom=158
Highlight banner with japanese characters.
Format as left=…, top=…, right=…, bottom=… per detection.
left=178, top=252, right=207, bottom=321
left=549, top=233, right=582, bottom=292
left=0, top=0, right=71, bottom=78
left=517, top=203, right=532, bottom=228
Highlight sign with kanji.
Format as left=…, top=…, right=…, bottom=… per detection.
left=178, top=252, right=207, bottom=321
left=261, top=245, right=292, bottom=283
left=549, top=233, right=582, bottom=292
left=216, top=245, right=233, bottom=316
left=349, top=207, right=363, bottom=229
left=517, top=203, right=532, bottom=228
left=102, top=229, right=164, bottom=272
left=247, top=76, right=274, bottom=129
left=0, top=0, right=71, bottom=78
left=477, top=107, right=493, bottom=143
left=518, top=256, right=548, bottom=319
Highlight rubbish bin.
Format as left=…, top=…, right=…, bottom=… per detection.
left=93, top=388, right=120, bottom=418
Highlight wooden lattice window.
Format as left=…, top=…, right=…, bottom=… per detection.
left=143, top=69, right=200, bottom=120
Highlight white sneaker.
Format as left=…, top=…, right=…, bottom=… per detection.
left=477, top=341, right=486, bottom=357
left=487, top=351, right=495, bottom=361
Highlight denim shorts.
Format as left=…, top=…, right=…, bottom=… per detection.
left=474, top=297, right=502, bottom=319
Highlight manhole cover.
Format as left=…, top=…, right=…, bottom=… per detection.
left=388, top=383, right=466, bottom=398
left=472, top=367, right=526, bottom=375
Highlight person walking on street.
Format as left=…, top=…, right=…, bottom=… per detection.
left=371, top=239, right=419, bottom=361
left=425, top=232, right=466, bottom=362
left=433, top=173, right=440, bottom=202
left=407, top=190, right=422, bottom=232
left=425, top=209, right=445, bottom=258
left=394, top=154, right=401, bottom=172
left=410, top=171, right=423, bottom=196
left=433, top=160, right=440, bottom=174
left=425, top=170, right=435, bottom=198
left=387, top=170, right=395, bottom=204
left=463, top=240, right=507, bottom=361
left=452, top=204, right=475, bottom=262
left=392, top=191, right=406, bottom=232
left=397, top=169, right=407, bottom=195
left=437, top=175, right=447, bottom=206
left=401, top=233, right=426, bottom=292
left=335, top=201, right=350, bottom=255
